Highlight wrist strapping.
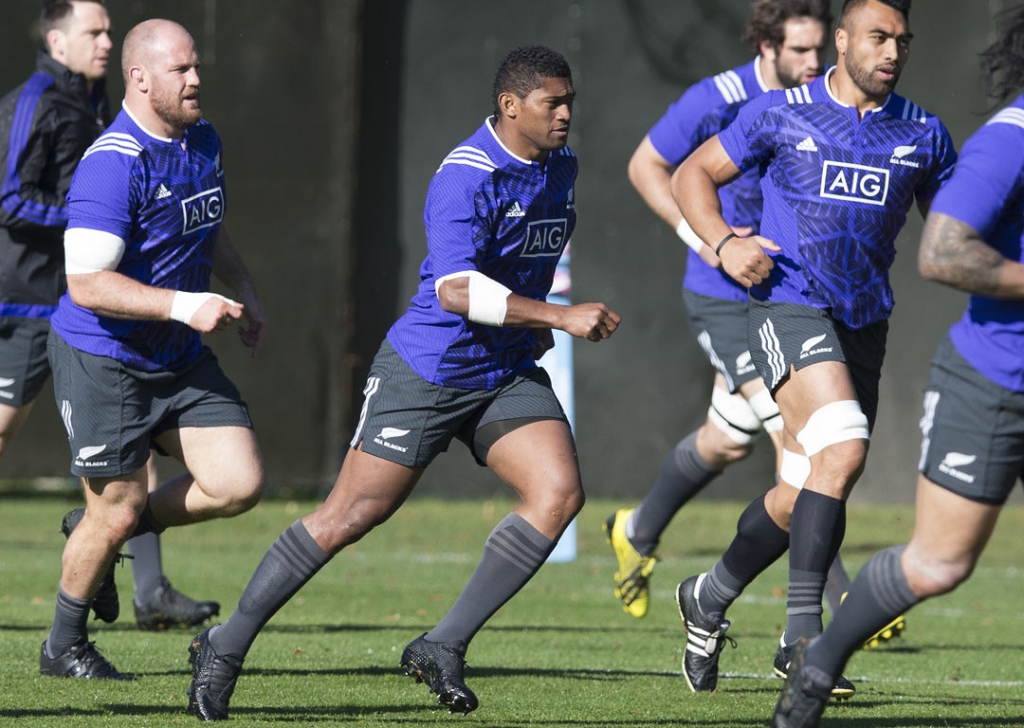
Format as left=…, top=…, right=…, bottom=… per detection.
left=170, top=291, right=238, bottom=325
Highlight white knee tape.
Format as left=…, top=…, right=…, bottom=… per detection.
left=748, top=388, right=783, bottom=433
left=780, top=449, right=810, bottom=489
left=796, top=399, right=869, bottom=456
left=708, top=387, right=761, bottom=445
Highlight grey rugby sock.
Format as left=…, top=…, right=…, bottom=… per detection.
left=209, top=520, right=329, bottom=658
left=426, top=513, right=555, bottom=646
left=629, top=431, right=720, bottom=556
left=46, top=587, right=91, bottom=657
left=809, top=545, right=919, bottom=679
left=128, top=532, right=163, bottom=606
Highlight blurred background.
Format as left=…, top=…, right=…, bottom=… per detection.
left=0, top=0, right=1017, bottom=504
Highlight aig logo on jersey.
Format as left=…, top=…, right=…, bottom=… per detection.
left=521, top=218, right=568, bottom=258
left=181, top=186, right=225, bottom=235
left=820, top=161, right=890, bottom=206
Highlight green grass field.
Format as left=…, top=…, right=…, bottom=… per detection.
left=3, top=495, right=1024, bottom=727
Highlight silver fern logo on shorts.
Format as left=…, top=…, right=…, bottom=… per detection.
left=800, top=334, right=833, bottom=359
left=375, top=427, right=411, bottom=453
left=938, top=452, right=976, bottom=483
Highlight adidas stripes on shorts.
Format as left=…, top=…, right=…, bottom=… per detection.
left=682, top=290, right=761, bottom=394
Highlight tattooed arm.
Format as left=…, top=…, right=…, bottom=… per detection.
left=918, top=212, right=1024, bottom=298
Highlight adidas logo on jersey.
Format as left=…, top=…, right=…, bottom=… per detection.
left=505, top=201, right=526, bottom=218
left=796, top=136, right=818, bottom=152
left=154, top=183, right=173, bottom=200
left=938, top=451, right=976, bottom=483
left=890, top=144, right=920, bottom=168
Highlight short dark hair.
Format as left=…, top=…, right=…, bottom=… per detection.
left=742, top=0, right=833, bottom=54
left=40, top=0, right=104, bottom=48
left=980, top=3, right=1024, bottom=105
left=837, top=0, right=911, bottom=29
left=492, top=45, right=572, bottom=118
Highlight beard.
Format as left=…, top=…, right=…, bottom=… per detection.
left=774, top=58, right=816, bottom=89
left=844, top=53, right=901, bottom=98
left=151, top=86, right=203, bottom=131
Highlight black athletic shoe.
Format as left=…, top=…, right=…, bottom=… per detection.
left=676, top=574, right=735, bottom=692
left=400, top=632, right=478, bottom=715
left=39, top=639, right=134, bottom=680
left=135, top=577, right=220, bottom=631
left=772, top=638, right=832, bottom=728
left=61, top=507, right=129, bottom=623
left=773, top=636, right=855, bottom=700
left=187, top=629, right=243, bottom=722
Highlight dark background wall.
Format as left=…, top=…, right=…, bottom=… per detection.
left=1, top=0, right=1019, bottom=505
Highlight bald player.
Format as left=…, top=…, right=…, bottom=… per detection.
left=39, top=18, right=267, bottom=680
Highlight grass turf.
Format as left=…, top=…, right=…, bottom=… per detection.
left=3, top=495, right=1024, bottom=726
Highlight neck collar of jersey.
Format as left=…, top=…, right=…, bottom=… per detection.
left=486, top=116, right=537, bottom=166
left=753, top=55, right=769, bottom=93
left=122, top=100, right=175, bottom=143
left=823, top=66, right=889, bottom=113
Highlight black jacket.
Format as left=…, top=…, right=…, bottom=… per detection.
left=0, top=51, right=110, bottom=318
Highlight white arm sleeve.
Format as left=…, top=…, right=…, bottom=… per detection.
left=434, top=270, right=512, bottom=326
left=63, top=227, right=126, bottom=274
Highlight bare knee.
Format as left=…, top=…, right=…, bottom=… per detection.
left=698, top=422, right=754, bottom=469
left=807, top=438, right=868, bottom=497
left=207, top=462, right=265, bottom=517
left=306, top=497, right=394, bottom=555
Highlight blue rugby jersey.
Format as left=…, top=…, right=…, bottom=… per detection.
left=719, top=67, right=957, bottom=329
left=50, top=104, right=225, bottom=371
left=648, top=57, right=768, bottom=304
left=387, top=117, right=576, bottom=389
left=934, top=97, right=1024, bottom=391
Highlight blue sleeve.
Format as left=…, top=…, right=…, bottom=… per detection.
left=647, top=79, right=719, bottom=166
left=423, top=167, right=493, bottom=279
left=717, top=92, right=779, bottom=173
left=916, top=118, right=958, bottom=204
left=65, top=148, right=138, bottom=239
left=930, top=121, right=1024, bottom=240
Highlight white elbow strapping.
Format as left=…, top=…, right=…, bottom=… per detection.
left=708, top=387, right=762, bottom=445
left=796, top=399, right=870, bottom=456
left=675, top=216, right=705, bottom=254
left=434, top=270, right=511, bottom=326
left=780, top=449, right=811, bottom=489
left=63, top=228, right=126, bottom=274
left=748, top=388, right=783, bottom=432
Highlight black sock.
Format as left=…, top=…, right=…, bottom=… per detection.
left=210, top=520, right=330, bottom=658
left=808, top=545, right=919, bottom=679
left=129, top=499, right=166, bottom=538
left=786, top=490, right=845, bottom=643
left=426, top=513, right=554, bottom=646
left=46, top=588, right=91, bottom=657
left=630, top=431, right=720, bottom=556
left=699, top=494, right=789, bottom=618
left=128, top=532, right=163, bottom=606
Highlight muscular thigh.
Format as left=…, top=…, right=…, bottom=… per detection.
left=918, top=336, right=1024, bottom=505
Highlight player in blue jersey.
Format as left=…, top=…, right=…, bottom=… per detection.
left=1, top=1, right=219, bottom=634
left=185, top=45, right=620, bottom=721
left=607, top=0, right=849, bottom=625
left=774, top=7, right=1024, bottom=725
left=39, top=18, right=267, bottom=681
left=671, top=0, right=957, bottom=697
